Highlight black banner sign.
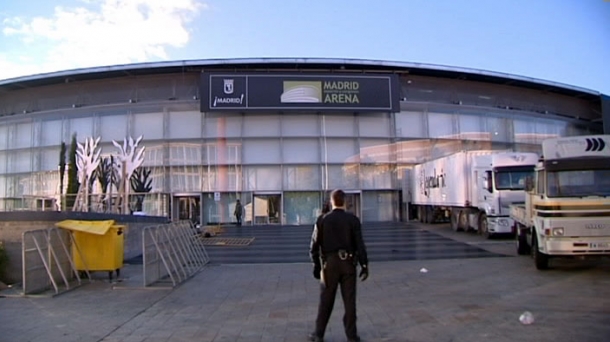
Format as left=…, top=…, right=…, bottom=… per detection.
left=201, top=73, right=400, bottom=112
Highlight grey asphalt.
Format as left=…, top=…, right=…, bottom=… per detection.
left=1, top=223, right=609, bottom=342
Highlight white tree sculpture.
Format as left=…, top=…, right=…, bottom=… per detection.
left=74, top=137, right=102, bottom=211
left=112, top=136, right=145, bottom=214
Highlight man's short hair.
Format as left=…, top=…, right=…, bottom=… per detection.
left=331, top=189, right=345, bottom=207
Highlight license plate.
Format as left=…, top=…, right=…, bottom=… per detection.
left=590, top=242, right=610, bottom=249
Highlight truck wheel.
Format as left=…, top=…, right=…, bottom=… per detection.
left=478, top=214, right=491, bottom=239
left=516, top=229, right=531, bottom=255
left=450, top=210, right=460, bottom=231
left=417, top=206, right=424, bottom=223
left=457, top=210, right=468, bottom=231
left=425, top=206, right=434, bottom=224
left=532, top=235, right=549, bottom=270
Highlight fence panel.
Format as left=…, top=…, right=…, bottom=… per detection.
left=142, top=221, right=209, bottom=287
left=22, top=228, right=87, bottom=295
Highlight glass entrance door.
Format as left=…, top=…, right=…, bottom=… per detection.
left=344, top=192, right=361, bottom=218
left=253, top=193, right=282, bottom=224
left=174, top=196, right=201, bottom=225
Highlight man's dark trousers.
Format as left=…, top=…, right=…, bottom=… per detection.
left=315, top=255, right=358, bottom=339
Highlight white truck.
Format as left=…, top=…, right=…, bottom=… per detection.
left=411, top=150, right=539, bottom=238
left=511, top=135, right=610, bottom=270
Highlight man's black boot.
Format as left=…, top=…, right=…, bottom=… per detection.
left=307, top=332, right=323, bottom=342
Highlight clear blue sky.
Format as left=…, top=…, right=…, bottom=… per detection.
left=1, top=0, right=609, bottom=94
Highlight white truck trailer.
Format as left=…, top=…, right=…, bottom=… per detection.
left=511, top=135, right=610, bottom=270
left=411, top=150, right=539, bottom=238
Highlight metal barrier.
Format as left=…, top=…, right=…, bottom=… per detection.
left=142, top=221, right=209, bottom=287
left=22, top=228, right=90, bottom=296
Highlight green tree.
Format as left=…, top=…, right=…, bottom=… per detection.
left=66, top=133, right=80, bottom=210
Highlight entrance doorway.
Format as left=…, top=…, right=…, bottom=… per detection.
left=37, top=198, right=56, bottom=211
left=344, top=192, right=361, bottom=218
left=252, top=193, right=282, bottom=224
left=173, top=195, right=201, bottom=225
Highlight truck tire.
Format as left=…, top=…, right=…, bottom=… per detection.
left=478, top=214, right=491, bottom=239
left=532, top=235, right=549, bottom=270
left=458, top=210, right=468, bottom=231
left=516, top=228, right=531, bottom=255
left=417, top=206, right=425, bottom=223
left=425, top=206, right=434, bottom=224
left=420, top=206, right=428, bottom=223
left=450, top=209, right=460, bottom=231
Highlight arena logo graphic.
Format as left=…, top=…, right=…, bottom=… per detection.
left=213, top=78, right=244, bottom=107
left=419, top=168, right=447, bottom=197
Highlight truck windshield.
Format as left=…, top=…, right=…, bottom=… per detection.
left=547, top=169, right=610, bottom=197
left=494, top=168, right=534, bottom=190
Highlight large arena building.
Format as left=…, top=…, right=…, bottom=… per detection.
left=0, top=58, right=608, bottom=224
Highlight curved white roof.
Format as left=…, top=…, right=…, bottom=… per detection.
left=0, top=57, right=600, bottom=96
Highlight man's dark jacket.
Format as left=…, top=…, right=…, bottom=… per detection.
left=310, top=208, right=368, bottom=268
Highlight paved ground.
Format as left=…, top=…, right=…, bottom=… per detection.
left=1, top=222, right=610, bottom=342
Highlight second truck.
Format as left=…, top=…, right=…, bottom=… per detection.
left=410, top=150, right=539, bottom=238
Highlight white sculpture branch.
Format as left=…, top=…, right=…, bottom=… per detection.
left=112, top=136, right=146, bottom=213
left=76, top=137, right=102, bottom=184
left=74, top=137, right=101, bottom=211
left=112, top=135, right=145, bottom=181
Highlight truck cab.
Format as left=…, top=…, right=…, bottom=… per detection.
left=514, top=135, right=610, bottom=269
left=474, top=154, right=538, bottom=237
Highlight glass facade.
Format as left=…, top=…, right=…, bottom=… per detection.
left=0, top=71, right=602, bottom=223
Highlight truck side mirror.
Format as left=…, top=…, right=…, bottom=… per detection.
left=485, top=171, right=493, bottom=193
left=524, top=176, right=534, bottom=192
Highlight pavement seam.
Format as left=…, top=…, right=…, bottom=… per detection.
left=95, top=289, right=174, bottom=342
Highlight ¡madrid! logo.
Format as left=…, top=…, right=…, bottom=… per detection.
left=224, top=79, right=234, bottom=94
left=212, top=78, right=243, bottom=107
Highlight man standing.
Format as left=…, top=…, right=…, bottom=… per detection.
left=309, top=189, right=369, bottom=342
left=234, top=199, right=243, bottom=226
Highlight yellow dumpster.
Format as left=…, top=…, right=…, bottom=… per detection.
left=55, top=220, right=125, bottom=280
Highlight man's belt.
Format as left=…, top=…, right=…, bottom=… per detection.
left=337, top=249, right=354, bottom=260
